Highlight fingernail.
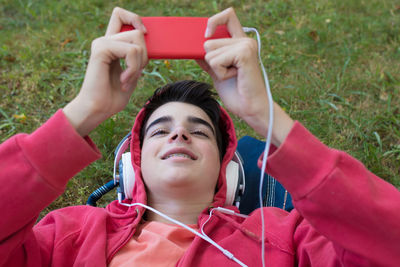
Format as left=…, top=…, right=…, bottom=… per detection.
left=205, top=27, right=210, bottom=38
left=142, top=25, right=147, bottom=33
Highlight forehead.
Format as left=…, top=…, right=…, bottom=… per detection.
left=145, top=102, right=213, bottom=128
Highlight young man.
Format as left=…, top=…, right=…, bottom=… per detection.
left=0, top=7, right=399, bottom=267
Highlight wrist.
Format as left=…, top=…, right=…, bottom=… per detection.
left=271, top=107, right=294, bottom=147
left=245, top=103, right=294, bottom=147
left=63, top=98, right=108, bottom=137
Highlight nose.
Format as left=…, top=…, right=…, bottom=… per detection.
left=168, top=127, right=191, bottom=143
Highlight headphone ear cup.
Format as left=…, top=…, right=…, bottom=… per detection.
left=120, top=152, right=135, bottom=199
left=225, top=160, right=239, bottom=206
left=225, top=151, right=245, bottom=207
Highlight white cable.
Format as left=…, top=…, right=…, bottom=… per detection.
left=118, top=196, right=247, bottom=267
left=200, top=207, right=248, bottom=267
left=242, top=26, right=274, bottom=267
left=214, top=207, right=249, bottom=218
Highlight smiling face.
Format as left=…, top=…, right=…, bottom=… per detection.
left=141, top=102, right=221, bottom=201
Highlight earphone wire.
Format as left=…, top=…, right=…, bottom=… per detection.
left=242, top=26, right=274, bottom=267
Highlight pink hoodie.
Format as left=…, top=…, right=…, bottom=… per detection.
left=0, top=108, right=399, bottom=266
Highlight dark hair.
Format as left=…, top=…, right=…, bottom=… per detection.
left=140, top=80, right=227, bottom=161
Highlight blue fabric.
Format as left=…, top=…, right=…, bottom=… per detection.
left=237, top=136, right=293, bottom=214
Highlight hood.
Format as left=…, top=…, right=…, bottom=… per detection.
left=106, top=104, right=237, bottom=217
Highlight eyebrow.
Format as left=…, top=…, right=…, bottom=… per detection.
left=145, top=116, right=172, bottom=135
left=144, top=115, right=215, bottom=136
left=187, top=116, right=215, bottom=136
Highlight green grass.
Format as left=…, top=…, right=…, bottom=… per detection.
left=1, top=0, right=399, bottom=215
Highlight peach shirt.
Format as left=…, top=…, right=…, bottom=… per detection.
left=109, top=220, right=197, bottom=267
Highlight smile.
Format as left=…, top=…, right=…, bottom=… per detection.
left=161, top=148, right=197, bottom=160
left=164, top=153, right=193, bottom=159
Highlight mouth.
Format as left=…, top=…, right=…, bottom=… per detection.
left=161, top=148, right=197, bottom=160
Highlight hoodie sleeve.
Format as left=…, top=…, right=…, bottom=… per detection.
left=260, top=121, right=400, bottom=266
left=0, top=109, right=101, bottom=266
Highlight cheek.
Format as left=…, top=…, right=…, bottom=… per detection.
left=140, top=141, right=159, bottom=175
left=202, top=143, right=221, bottom=174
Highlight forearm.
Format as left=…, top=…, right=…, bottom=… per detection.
left=265, top=122, right=400, bottom=265
left=0, top=110, right=101, bottom=263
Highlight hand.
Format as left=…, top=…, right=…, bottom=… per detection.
left=198, top=8, right=294, bottom=146
left=63, top=7, right=148, bottom=136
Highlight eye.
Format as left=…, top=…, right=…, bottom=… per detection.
left=150, top=129, right=169, bottom=137
left=191, top=130, right=209, bottom=138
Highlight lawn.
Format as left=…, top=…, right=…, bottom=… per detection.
left=1, top=0, right=399, bottom=215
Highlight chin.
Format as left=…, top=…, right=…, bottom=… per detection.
left=162, top=171, right=197, bottom=187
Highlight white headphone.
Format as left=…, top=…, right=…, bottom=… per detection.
left=113, top=133, right=246, bottom=207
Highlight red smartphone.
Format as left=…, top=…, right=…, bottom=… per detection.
left=120, top=17, right=231, bottom=59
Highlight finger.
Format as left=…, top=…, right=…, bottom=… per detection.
left=205, top=47, right=239, bottom=81
left=107, top=29, right=148, bottom=66
left=106, top=7, right=147, bottom=36
left=121, top=46, right=141, bottom=82
left=123, top=69, right=142, bottom=93
left=205, top=7, right=246, bottom=38
left=121, top=44, right=144, bottom=89
left=204, top=37, right=246, bottom=53
left=90, top=38, right=145, bottom=71
left=204, top=42, right=236, bottom=64
left=205, top=37, right=258, bottom=66
left=107, top=29, right=143, bottom=42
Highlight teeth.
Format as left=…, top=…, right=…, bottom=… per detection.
left=165, top=153, right=192, bottom=159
